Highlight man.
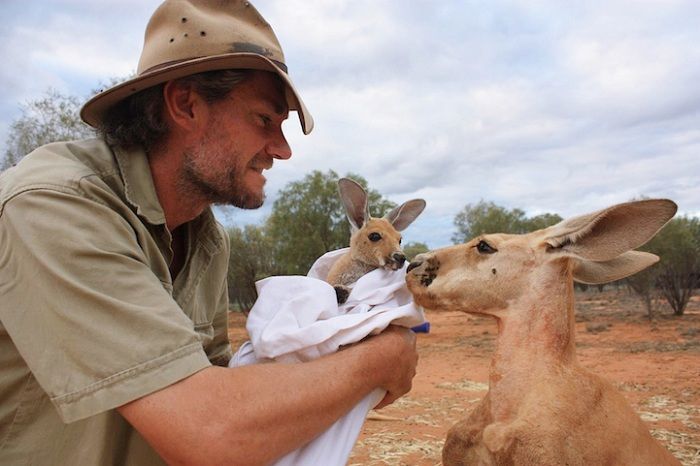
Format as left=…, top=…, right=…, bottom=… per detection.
left=0, top=1, right=418, bottom=464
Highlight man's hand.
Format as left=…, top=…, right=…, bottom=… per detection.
left=118, top=324, right=418, bottom=465
left=363, top=325, right=419, bottom=409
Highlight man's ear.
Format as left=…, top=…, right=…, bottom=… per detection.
left=542, top=199, right=676, bottom=262
left=162, top=80, right=208, bottom=132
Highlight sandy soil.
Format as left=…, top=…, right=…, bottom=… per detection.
left=228, top=289, right=700, bottom=465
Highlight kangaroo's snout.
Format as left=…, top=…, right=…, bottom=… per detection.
left=407, top=253, right=429, bottom=273
left=407, top=260, right=422, bottom=273
left=393, top=252, right=406, bottom=267
left=405, top=253, right=438, bottom=287
left=385, top=252, right=406, bottom=271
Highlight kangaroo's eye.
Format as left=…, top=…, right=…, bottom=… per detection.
left=368, top=232, right=382, bottom=242
left=476, top=240, right=497, bottom=254
left=399, top=237, right=402, bottom=245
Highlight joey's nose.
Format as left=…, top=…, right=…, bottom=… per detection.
left=393, top=253, right=406, bottom=267
left=407, top=260, right=422, bottom=273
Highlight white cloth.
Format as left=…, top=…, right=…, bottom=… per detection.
left=229, top=248, right=425, bottom=466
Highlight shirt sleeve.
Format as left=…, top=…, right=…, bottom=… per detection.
left=0, top=186, right=212, bottom=423
left=208, top=226, right=233, bottom=367
left=208, top=290, right=233, bottom=367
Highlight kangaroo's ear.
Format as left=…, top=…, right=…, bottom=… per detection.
left=573, top=251, right=659, bottom=284
left=384, top=199, right=426, bottom=231
left=542, top=199, right=677, bottom=262
left=337, top=178, right=370, bottom=231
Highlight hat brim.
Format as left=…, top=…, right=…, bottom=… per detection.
left=80, top=52, right=314, bottom=134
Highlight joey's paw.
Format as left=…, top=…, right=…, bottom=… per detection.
left=334, top=285, right=350, bottom=304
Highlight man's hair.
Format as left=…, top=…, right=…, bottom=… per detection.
left=98, top=69, right=252, bottom=151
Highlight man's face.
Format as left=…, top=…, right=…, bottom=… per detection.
left=181, top=70, right=291, bottom=209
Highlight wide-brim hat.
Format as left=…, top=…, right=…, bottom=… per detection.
left=80, top=0, right=313, bottom=134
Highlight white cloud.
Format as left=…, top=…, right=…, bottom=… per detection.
left=2, top=0, right=699, bottom=249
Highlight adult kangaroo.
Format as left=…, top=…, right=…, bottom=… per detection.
left=406, top=199, right=680, bottom=466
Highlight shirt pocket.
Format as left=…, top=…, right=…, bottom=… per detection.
left=183, top=287, right=218, bottom=347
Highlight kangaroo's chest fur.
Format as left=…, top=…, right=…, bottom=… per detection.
left=443, top=366, right=680, bottom=466
left=326, top=252, right=377, bottom=287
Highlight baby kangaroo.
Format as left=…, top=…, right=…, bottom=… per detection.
left=326, top=178, right=426, bottom=304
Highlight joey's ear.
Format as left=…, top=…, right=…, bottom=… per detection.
left=543, top=199, right=677, bottom=261
left=384, top=199, right=426, bottom=231
left=573, top=251, right=659, bottom=284
left=337, top=178, right=370, bottom=231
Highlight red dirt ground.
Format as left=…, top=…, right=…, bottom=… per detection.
left=228, top=290, right=700, bottom=465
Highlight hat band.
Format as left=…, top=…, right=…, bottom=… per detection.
left=141, top=55, right=289, bottom=76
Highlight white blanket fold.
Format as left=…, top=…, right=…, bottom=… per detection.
left=229, top=248, right=425, bottom=466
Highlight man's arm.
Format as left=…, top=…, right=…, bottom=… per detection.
left=118, top=325, right=417, bottom=466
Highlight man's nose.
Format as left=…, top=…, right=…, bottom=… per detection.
left=268, top=130, right=292, bottom=160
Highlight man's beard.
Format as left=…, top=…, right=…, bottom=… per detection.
left=179, top=149, right=266, bottom=210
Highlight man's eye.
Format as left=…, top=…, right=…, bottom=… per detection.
left=259, top=114, right=272, bottom=126
left=476, top=240, right=497, bottom=254
left=368, top=232, right=382, bottom=242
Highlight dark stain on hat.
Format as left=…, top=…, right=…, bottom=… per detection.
left=231, top=42, right=272, bottom=57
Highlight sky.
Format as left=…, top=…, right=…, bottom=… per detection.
left=1, top=0, right=699, bottom=248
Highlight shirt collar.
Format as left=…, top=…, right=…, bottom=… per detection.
left=113, top=144, right=224, bottom=255
left=113, top=145, right=166, bottom=226
left=191, top=207, right=225, bottom=254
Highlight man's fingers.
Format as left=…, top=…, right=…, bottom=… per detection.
left=368, top=325, right=419, bottom=408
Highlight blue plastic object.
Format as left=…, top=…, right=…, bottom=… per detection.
left=411, top=321, right=431, bottom=333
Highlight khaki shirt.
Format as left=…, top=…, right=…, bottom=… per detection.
left=0, top=139, right=232, bottom=465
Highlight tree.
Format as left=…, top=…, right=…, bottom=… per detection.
left=625, top=267, right=660, bottom=319
left=524, top=213, right=564, bottom=232
left=403, top=241, right=429, bottom=261
left=652, top=217, right=700, bottom=316
left=452, top=200, right=562, bottom=243
left=2, top=89, right=94, bottom=170
left=227, top=225, right=280, bottom=312
left=689, top=217, right=700, bottom=290
left=266, top=170, right=396, bottom=275
left=2, top=77, right=132, bottom=171
left=626, top=216, right=700, bottom=317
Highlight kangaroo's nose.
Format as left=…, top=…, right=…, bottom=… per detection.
left=407, top=260, right=422, bottom=273
left=393, top=253, right=406, bottom=267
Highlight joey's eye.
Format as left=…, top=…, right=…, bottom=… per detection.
left=368, top=232, right=382, bottom=242
left=399, top=237, right=402, bottom=245
left=476, top=240, right=497, bottom=254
